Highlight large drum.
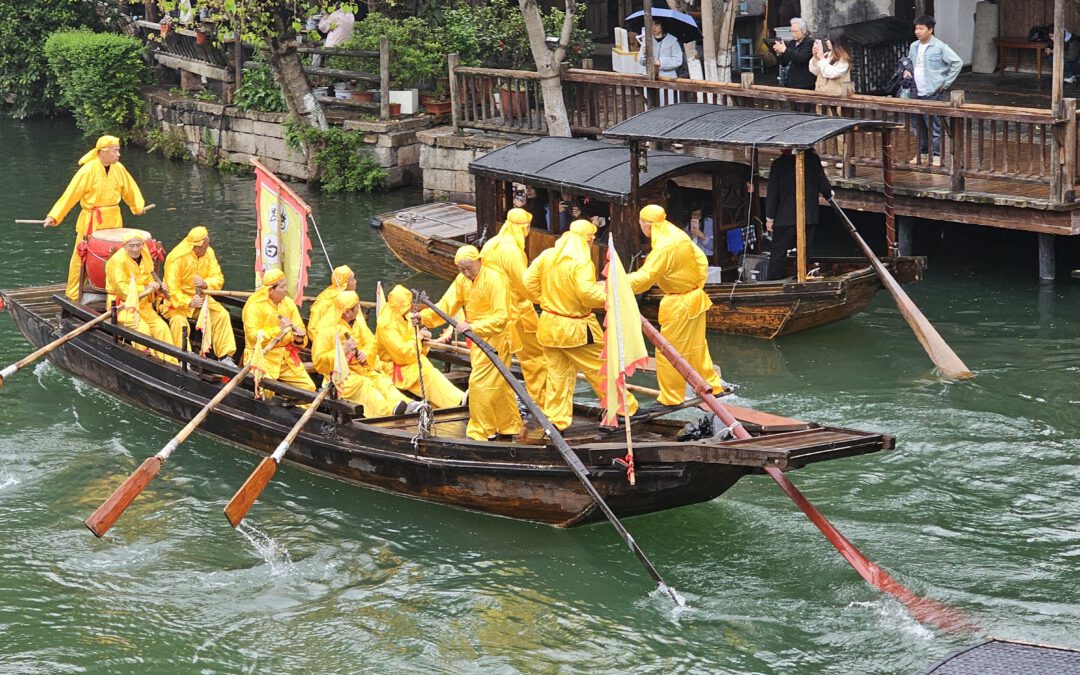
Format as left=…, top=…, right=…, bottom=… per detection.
left=83, top=228, right=152, bottom=291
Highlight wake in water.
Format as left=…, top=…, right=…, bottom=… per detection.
left=0, top=470, right=17, bottom=491
left=237, top=520, right=293, bottom=575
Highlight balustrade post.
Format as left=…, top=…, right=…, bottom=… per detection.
left=949, top=90, right=965, bottom=194
left=841, top=83, right=855, bottom=178
left=379, top=37, right=390, bottom=120
left=1061, top=98, right=1077, bottom=203
left=448, top=54, right=460, bottom=133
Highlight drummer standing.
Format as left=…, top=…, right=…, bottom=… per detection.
left=43, top=135, right=148, bottom=301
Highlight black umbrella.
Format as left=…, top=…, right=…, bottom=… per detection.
left=625, top=8, right=702, bottom=44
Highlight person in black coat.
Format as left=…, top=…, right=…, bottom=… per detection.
left=764, top=149, right=833, bottom=280
left=772, top=17, right=816, bottom=90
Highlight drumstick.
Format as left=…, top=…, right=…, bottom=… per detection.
left=14, top=219, right=47, bottom=224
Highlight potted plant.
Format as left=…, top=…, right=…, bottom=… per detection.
left=420, top=79, right=452, bottom=115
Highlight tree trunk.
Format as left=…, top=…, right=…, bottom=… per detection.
left=716, top=0, right=738, bottom=84
left=665, top=0, right=692, bottom=13
left=266, top=12, right=327, bottom=179
left=518, top=0, right=575, bottom=137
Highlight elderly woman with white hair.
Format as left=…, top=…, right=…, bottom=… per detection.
left=771, top=17, right=816, bottom=91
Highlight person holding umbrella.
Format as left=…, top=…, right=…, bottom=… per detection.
left=637, top=18, right=684, bottom=105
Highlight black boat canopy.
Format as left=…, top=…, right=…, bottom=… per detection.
left=468, top=137, right=727, bottom=205
left=603, top=103, right=896, bottom=149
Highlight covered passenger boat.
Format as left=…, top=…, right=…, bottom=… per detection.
left=0, top=284, right=892, bottom=528
left=373, top=105, right=925, bottom=338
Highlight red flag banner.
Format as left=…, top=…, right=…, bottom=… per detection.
left=599, top=234, right=649, bottom=428
left=252, top=159, right=313, bottom=306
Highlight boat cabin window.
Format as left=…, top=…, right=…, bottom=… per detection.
left=510, top=183, right=552, bottom=231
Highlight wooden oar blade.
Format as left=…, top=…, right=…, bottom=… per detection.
left=223, top=457, right=278, bottom=528
left=886, top=282, right=975, bottom=380
left=84, top=456, right=163, bottom=537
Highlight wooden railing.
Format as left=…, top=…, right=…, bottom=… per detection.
left=450, top=62, right=1079, bottom=205
left=298, top=40, right=392, bottom=119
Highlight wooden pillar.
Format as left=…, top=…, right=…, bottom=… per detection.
left=619, top=140, right=643, bottom=267
left=379, top=37, right=390, bottom=120
left=949, top=91, right=966, bottom=194
left=448, top=53, right=460, bottom=134
left=1038, top=233, right=1056, bottom=283
left=1052, top=0, right=1065, bottom=116
left=1061, top=98, right=1077, bottom=203
left=474, top=175, right=496, bottom=240
left=882, top=128, right=897, bottom=256
left=795, top=149, right=807, bottom=282
left=643, top=3, right=657, bottom=108
left=898, top=217, right=915, bottom=256
left=712, top=171, right=724, bottom=267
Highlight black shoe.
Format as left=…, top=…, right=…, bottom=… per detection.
left=632, top=403, right=679, bottom=421
left=393, top=401, right=408, bottom=416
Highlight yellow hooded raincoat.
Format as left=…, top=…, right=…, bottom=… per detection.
left=627, top=206, right=723, bottom=405
left=312, top=291, right=408, bottom=417
left=480, top=208, right=548, bottom=404
left=49, top=136, right=147, bottom=301
left=241, top=269, right=316, bottom=393
left=420, top=246, right=521, bottom=440
left=163, top=226, right=235, bottom=358
left=524, top=221, right=638, bottom=430
left=104, top=234, right=178, bottom=364
left=375, top=285, right=464, bottom=409
left=308, top=264, right=353, bottom=345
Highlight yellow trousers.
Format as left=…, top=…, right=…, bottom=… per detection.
left=118, top=304, right=179, bottom=365
left=656, top=310, right=722, bottom=405
left=167, top=302, right=237, bottom=359
left=392, top=356, right=464, bottom=409
left=515, top=328, right=548, bottom=405
left=244, top=349, right=316, bottom=393
left=542, top=341, right=638, bottom=431
left=466, top=335, right=521, bottom=441
left=67, top=218, right=121, bottom=301
left=334, top=369, right=408, bottom=418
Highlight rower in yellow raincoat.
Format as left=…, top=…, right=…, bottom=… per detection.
left=480, top=207, right=547, bottom=404
left=627, top=204, right=723, bottom=405
left=376, top=285, right=465, bottom=409
left=104, top=231, right=178, bottom=364
left=312, top=291, right=411, bottom=418
left=308, top=264, right=355, bottom=345
left=241, top=268, right=316, bottom=394
left=44, top=135, right=148, bottom=301
left=417, top=245, right=521, bottom=441
left=524, top=220, right=638, bottom=430
left=162, top=226, right=236, bottom=361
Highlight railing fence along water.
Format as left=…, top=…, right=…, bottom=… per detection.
left=449, top=61, right=1079, bottom=205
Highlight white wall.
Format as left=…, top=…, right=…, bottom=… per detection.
left=932, top=0, right=980, bottom=65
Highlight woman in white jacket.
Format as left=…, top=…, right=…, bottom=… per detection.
left=809, top=35, right=852, bottom=168
left=638, top=19, right=684, bottom=105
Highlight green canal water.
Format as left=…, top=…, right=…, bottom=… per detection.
left=1, top=117, right=1078, bottom=673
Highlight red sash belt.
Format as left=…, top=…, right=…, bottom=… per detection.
left=85, top=207, right=103, bottom=237
left=284, top=342, right=302, bottom=365
left=392, top=363, right=404, bottom=384
left=542, top=308, right=590, bottom=319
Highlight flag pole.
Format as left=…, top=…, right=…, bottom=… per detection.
left=622, top=406, right=636, bottom=486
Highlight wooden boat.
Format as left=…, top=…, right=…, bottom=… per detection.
left=1, top=284, right=893, bottom=527
left=373, top=127, right=926, bottom=339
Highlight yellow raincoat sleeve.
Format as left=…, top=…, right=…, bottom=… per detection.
left=310, top=321, right=342, bottom=375
left=242, top=298, right=286, bottom=348
left=201, top=249, right=225, bottom=291
left=626, top=247, right=669, bottom=294
left=47, top=164, right=93, bottom=224
left=419, top=276, right=464, bottom=329
left=105, top=250, right=151, bottom=302
left=376, top=316, right=419, bottom=366
left=164, top=254, right=196, bottom=312
left=573, top=261, right=607, bottom=309
left=115, top=163, right=146, bottom=215
left=281, top=298, right=308, bottom=349
left=523, top=250, right=549, bottom=304
left=353, top=316, right=378, bottom=358
left=469, top=271, right=510, bottom=336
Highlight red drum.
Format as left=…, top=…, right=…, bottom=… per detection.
left=83, top=228, right=152, bottom=291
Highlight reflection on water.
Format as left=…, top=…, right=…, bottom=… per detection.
left=1, top=117, right=1080, bottom=673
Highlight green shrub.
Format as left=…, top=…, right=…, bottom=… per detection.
left=285, top=119, right=387, bottom=193
left=329, top=13, right=445, bottom=90
left=146, top=127, right=190, bottom=161
left=44, top=29, right=149, bottom=137
left=235, top=64, right=286, bottom=113
left=0, top=1, right=100, bottom=118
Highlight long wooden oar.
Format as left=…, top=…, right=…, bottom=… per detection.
left=828, top=198, right=973, bottom=380
left=85, top=332, right=286, bottom=537
left=0, top=310, right=112, bottom=387
left=416, top=292, right=681, bottom=605
left=640, top=316, right=974, bottom=631
left=223, top=384, right=333, bottom=527
left=205, top=289, right=376, bottom=309
left=17, top=204, right=156, bottom=225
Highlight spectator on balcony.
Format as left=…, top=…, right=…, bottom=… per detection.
left=905, top=15, right=962, bottom=167
left=1045, top=29, right=1080, bottom=84
left=312, top=4, right=355, bottom=67
left=638, top=19, right=684, bottom=105
left=772, top=17, right=815, bottom=91
left=811, top=34, right=852, bottom=169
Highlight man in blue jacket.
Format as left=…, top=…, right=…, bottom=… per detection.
left=906, top=15, right=963, bottom=167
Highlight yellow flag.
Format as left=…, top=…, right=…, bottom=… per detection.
left=123, top=274, right=139, bottom=319
left=250, top=330, right=267, bottom=398
left=375, top=281, right=385, bottom=316
left=331, top=331, right=350, bottom=388
left=194, top=295, right=212, bottom=356
left=600, top=234, right=649, bottom=427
